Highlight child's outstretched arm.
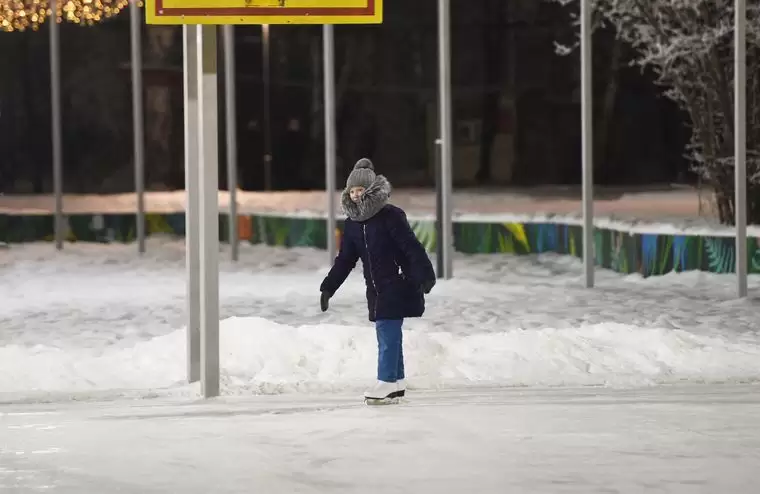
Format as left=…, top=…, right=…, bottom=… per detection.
left=386, top=207, right=436, bottom=293
left=319, top=228, right=360, bottom=311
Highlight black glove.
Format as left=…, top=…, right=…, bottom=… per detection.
left=320, top=291, right=331, bottom=312
left=420, top=279, right=435, bottom=295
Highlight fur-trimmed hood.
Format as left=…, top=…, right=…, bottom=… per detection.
left=341, top=174, right=392, bottom=222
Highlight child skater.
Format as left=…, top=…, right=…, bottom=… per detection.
left=319, top=158, right=436, bottom=402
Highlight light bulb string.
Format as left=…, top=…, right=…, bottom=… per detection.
left=1, top=0, right=143, bottom=32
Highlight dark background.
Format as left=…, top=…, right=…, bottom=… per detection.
left=0, top=0, right=692, bottom=194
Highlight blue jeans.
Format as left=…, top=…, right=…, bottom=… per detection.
left=375, top=319, right=405, bottom=382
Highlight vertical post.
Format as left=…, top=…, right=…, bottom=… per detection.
left=49, top=0, right=64, bottom=250
left=197, top=25, right=221, bottom=398
left=130, top=0, right=146, bottom=254
left=735, top=0, right=747, bottom=297
left=437, top=0, right=454, bottom=279
left=223, top=25, right=238, bottom=262
left=434, top=138, right=444, bottom=278
left=262, top=24, right=273, bottom=191
left=324, top=24, right=337, bottom=263
left=183, top=26, right=200, bottom=384
left=580, top=0, right=594, bottom=288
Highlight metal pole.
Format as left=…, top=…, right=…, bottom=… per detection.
left=735, top=0, right=747, bottom=297
left=183, top=25, right=200, bottom=384
left=130, top=0, right=146, bottom=254
left=324, top=24, right=337, bottom=263
left=434, top=138, right=444, bottom=278
left=580, top=0, right=594, bottom=288
left=223, top=25, right=238, bottom=262
left=437, top=0, right=453, bottom=279
left=262, top=24, right=273, bottom=191
left=197, top=25, right=220, bottom=398
left=49, top=0, right=63, bottom=250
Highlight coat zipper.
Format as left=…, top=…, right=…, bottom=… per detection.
left=363, top=224, right=379, bottom=318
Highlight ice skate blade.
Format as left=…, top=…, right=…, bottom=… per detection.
left=364, top=396, right=401, bottom=406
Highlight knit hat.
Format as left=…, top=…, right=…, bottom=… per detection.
left=345, top=158, right=376, bottom=190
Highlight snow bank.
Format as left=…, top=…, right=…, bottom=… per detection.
left=3, top=241, right=760, bottom=401
left=2, top=317, right=759, bottom=396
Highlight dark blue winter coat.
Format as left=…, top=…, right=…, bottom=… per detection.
left=320, top=204, right=436, bottom=322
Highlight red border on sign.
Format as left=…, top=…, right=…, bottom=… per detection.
left=154, top=0, right=374, bottom=17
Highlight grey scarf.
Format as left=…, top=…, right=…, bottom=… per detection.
left=341, top=175, right=392, bottom=222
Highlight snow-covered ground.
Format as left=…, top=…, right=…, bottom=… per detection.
left=2, top=239, right=760, bottom=492
left=2, top=239, right=760, bottom=399
left=2, top=386, right=759, bottom=493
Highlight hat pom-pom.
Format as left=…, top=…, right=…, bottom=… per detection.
left=354, top=158, right=374, bottom=171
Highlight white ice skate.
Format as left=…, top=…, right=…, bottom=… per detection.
left=364, top=380, right=401, bottom=405
left=396, top=379, right=406, bottom=398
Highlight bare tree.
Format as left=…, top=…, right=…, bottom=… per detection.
left=552, top=0, right=760, bottom=224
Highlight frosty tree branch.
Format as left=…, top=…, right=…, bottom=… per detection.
left=551, top=0, right=760, bottom=224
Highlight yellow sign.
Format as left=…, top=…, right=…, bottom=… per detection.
left=146, top=0, right=382, bottom=25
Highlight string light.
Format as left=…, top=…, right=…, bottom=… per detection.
left=58, top=0, right=132, bottom=26
left=1, top=0, right=142, bottom=33
left=1, top=1, right=48, bottom=32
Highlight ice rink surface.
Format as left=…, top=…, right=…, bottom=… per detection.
left=3, top=386, right=759, bottom=493
left=2, top=240, right=759, bottom=492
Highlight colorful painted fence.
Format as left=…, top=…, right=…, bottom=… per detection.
left=0, top=212, right=757, bottom=277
